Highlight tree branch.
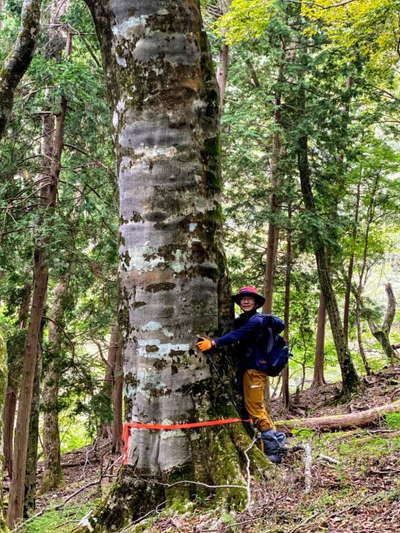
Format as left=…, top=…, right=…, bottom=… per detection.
left=0, top=0, right=42, bottom=139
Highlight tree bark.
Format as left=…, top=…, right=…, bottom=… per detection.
left=216, top=44, right=229, bottom=108
left=3, top=283, right=32, bottom=479
left=0, top=0, right=42, bottom=139
left=81, top=2, right=269, bottom=530
left=312, top=292, right=327, bottom=388
left=111, top=327, right=123, bottom=453
left=277, top=399, right=400, bottom=432
left=343, top=181, right=361, bottom=343
left=355, top=302, right=371, bottom=375
left=281, top=203, right=292, bottom=408
left=98, top=324, right=120, bottom=440
left=296, top=123, right=359, bottom=397
left=7, top=96, right=66, bottom=529
left=353, top=283, right=397, bottom=365
left=24, top=323, right=43, bottom=517
left=41, top=278, right=69, bottom=492
left=367, top=283, right=397, bottom=364
left=263, top=100, right=282, bottom=314
left=0, top=333, right=9, bottom=531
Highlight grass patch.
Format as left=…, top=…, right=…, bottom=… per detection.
left=385, top=411, right=400, bottom=429
left=24, top=502, right=94, bottom=533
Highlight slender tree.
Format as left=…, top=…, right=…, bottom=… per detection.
left=0, top=332, right=8, bottom=531
left=311, top=292, right=327, bottom=388
left=7, top=93, right=67, bottom=529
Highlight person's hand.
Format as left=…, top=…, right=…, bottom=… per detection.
left=196, top=336, right=215, bottom=352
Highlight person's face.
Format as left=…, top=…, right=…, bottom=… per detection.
left=239, top=295, right=257, bottom=312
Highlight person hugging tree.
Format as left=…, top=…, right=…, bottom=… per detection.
left=197, top=286, right=287, bottom=464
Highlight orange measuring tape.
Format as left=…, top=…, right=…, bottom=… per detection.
left=122, top=418, right=252, bottom=464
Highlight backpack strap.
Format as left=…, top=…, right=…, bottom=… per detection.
left=260, top=315, right=275, bottom=354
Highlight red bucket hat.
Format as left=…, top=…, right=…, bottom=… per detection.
left=232, top=286, right=265, bottom=308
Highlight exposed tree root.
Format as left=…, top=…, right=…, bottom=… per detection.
left=73, top=423, right=272, bottom=532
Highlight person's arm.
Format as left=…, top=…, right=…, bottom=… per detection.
left=214, top=315, right=263, bottom=347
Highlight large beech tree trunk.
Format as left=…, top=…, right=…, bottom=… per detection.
left=0, top=0, right=41, bottom=139
left=82, top=2, right=268, bottom=530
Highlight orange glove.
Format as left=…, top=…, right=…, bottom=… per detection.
left=196, top=336, right=216, bottom=352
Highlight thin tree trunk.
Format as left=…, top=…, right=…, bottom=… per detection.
left=3, top=282, right=31, bottom=479
left=7, top=96, right=66, bottom=529
left=367, top=283, right=397, bottom=364
left=296, top=111, right=359, bottom=397
left=24, top=321, right=43, bottom=517
left=263, top=101, right=282, bottom=314
left=111, top=328, right=123, bottom=453
left=0, top=333, right=8, bottom=530
left=281, top=203, right=292, bottom=408
left=312, top=292, right=327, bottom=388
left=41, top=278, right=69, bottom=492
left=98, top=324, right=119, bottom=440
left=0, top=0, right=42, bottom=139
left=343, top=181, right=361, bottom=343
left=216, top=44, right=229, bottom=108
left=355, top=300, right=371, bottom=375
left=7, top=251, right=48, bottom=527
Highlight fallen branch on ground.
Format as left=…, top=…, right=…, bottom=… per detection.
left=276, top=399, right=400, bottom=431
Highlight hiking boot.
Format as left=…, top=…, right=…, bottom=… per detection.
left=261, top=429, right=288, bottom=460
left=267, top=454, right=282, bottom=464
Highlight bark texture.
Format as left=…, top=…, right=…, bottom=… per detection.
left=98, top=324, right=120, bottom=441
left=41, top=278, right=69, bottom=492
left=0, top=0, right=41, bottom=139
left=3, top=283, right=31, bottom=479
left=367, top=283, right=397, bottom=364
left=312, top=292, right=327, bottom=388
left=111, top=327, right=123, bottom=453
left=0, top=333, right=9, bottom=531
left=281, top=204, right=292, bottom=408
left=24, top=333, right=42, bottom=516
left=81, top=1, right=268, bottom=529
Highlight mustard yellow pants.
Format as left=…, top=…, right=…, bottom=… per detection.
left=243, top=369, right=275, bottom=431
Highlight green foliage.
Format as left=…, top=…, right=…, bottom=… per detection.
left=59, top=411, right=91, bottom=454
left=385, top=412, right=400, bottom=430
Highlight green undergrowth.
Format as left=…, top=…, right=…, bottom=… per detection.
left=118, top=426, right=400, bottom=532
left=22, top=502, right=95, bottom=533
left=26, top=420, right=400, bottom=532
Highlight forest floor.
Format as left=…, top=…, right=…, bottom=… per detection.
left=25, top=363, right=400, bottom=532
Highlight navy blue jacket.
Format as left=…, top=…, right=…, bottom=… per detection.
left=214, top=310, right=285, bottom=371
